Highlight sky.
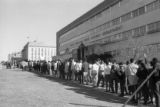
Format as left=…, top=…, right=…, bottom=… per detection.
left=0, top=0, right=104, bottom=61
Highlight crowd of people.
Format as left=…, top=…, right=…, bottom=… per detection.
left=19, top=55, right=160, bottom=107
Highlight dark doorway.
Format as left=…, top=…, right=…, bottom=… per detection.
left=77, top=43, right=85, bottom=60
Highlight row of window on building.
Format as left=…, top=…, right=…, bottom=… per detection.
left=31, top=48, right=54, bottom=56
left=60, top=0, right=160, bottom=45
left=91, top=0, right=160, bottom=38
left=103, top=21, right=160, bottom=44
left=59, top=20, right=160, bottom=56
left=67, top=20, right=160, bottom=51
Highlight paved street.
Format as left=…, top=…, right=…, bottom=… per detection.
left=0, top=68, right=148, bottom=107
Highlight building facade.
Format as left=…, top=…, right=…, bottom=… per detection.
left=57, top=0, right=160, bottom=62
left=8, top=52, right=22, bottom=65
left=22, top=41, right=56, bottom=61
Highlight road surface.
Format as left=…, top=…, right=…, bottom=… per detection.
left=0, top=68, right=149, bottom=107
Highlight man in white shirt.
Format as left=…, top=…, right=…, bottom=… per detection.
left=126, top=58, right=139, bottom=102
left=71, top=59, right=76, bottom=80
left=92, top=60, right=100, bottom=87
left=75, top=60, right=82, bottom=81
left=97, top=60, right=105, bottom=87
left=127, top=59, right=139, bottom=86
left=54, top=61, right=58, bottom=77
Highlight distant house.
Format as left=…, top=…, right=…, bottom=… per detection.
left=21, top=41, right=56, bottom=61
left=8, top=52, right=22, bottom=65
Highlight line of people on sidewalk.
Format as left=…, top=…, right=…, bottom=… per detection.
left=24, top=56, right=160, bottom=107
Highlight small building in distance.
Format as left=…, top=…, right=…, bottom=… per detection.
left=21, top=41, right=56, bottom=61
left=8, top=52, right=22, bottom=65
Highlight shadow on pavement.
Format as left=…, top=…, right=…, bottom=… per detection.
left=30, top=71, right=136, bottom=107
left=69, top=103, right=113, bottom=107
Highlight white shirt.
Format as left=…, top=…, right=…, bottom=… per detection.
left=54, top=62, right=57, bottom=70
left=99, top=63, right=105, bottom=71
left=75, top=62, right=82, bottom=71
left=89, top=64, right=93, bottom=70
left=92, top=63, right=99, bottom=73
left=71, top=61, right=76, bottom=71
left=127, top=63, right=139, bottom=76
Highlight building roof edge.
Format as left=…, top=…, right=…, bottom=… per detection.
left=57, top=0, right=119, bottom=37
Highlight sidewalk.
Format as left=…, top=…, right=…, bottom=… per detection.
left=42, top=74, right=155, bottom=107
left=15, top=69, right=156, bottom=107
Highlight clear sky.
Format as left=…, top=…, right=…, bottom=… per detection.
left=0, top=0, right=104, bottom=61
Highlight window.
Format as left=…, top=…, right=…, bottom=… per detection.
left=38, top=48, right=40, bottom=55
left=146, top=0, right=160, bottom=12
left=132, top=6, right=145, bottom=18
left=41, top=49, right=43, bottom=56
left=140, top=26, right=146, bottom=35
left=121, top=12, right=132, bottom=22
left=35, top=49, right=37, bottom=56
left=133, top=28, right=139, bottom=37
left=148, top=21, right=160, bottom=33
left=139, top=6, right=145, bottom=15
left=112, top=17, right=121, bottom=26
left=133, top=26, right=146, bottom=37
left=132, top=9, right=139, bottom=18
left=45, top=49, right=47, bottom=55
